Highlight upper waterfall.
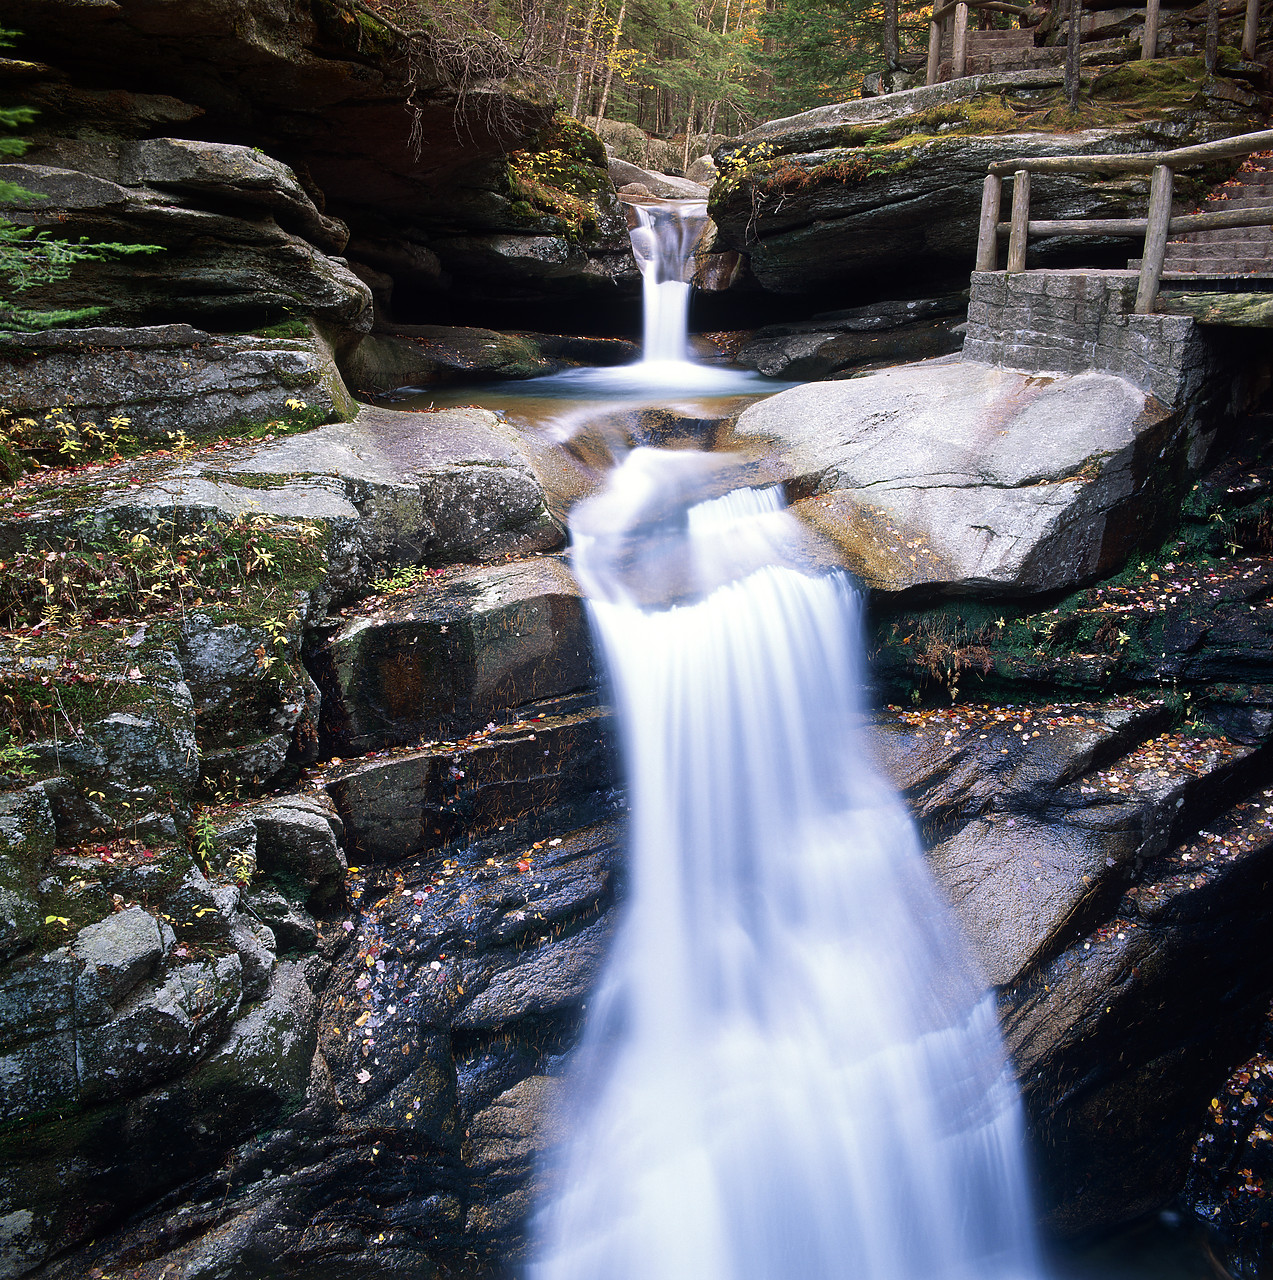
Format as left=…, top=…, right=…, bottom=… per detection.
left=626, top=199, right=711, bottom=365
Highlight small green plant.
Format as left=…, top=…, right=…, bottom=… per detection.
left=0, top=28, right=163, bottom=330
left=0, top=512, right=327, bottom=629
left=0, top=736, right=36, bottom=775
left=190, top=809, right=218, bottom=876
left=371, top=564, right=441, bottom=593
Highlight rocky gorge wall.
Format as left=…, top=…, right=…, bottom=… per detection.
left=0, top=337, right=1269, bottom=1278
left=2, top=5, right=1273, bottom=1277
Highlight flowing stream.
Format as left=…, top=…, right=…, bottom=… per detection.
left=526, top=201, right=1047, bottom=1279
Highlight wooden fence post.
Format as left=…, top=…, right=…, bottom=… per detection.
left=1143, top=0, right=1160, bottom=57
left=952, top=1, right=970, bottom=77
left=1135, top=163, right=1174, bottom=314
left=927, top=11, right=943, bottom=83
left=976, top=174, right=1003, bottom=270
left=1007, top=169, right=1031, bottom=272
left=1242, top=0, right=1260, bottom=59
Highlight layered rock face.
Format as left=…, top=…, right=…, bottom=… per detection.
left=708, top=62, right=1265, bottom=299
left=0, top=0, right=636, bottom=332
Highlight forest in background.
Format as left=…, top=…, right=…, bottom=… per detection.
left=363, top=0, right=937, bottom=138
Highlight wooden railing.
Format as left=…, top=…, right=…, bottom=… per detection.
left=926, top=0, right=1262, bottom=85
left=925, top=0, right=1033, bottom=83
left=974, top=128, right=1273, bottom=313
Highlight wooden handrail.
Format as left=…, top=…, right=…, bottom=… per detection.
left=929, top=0, right=1034, bottom=22
left=975, top=129, right=1273, bottom=315
left=987, top=129, right=1273, bottom=176
left=993, top=202, right=1273, bottom=237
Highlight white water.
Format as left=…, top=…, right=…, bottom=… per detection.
left=527, top=201, right=1046, bottom=1280
left=628, top=199, right=710, bottom=365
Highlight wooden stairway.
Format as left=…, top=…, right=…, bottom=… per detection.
left=937, top=28, right=1133, bottom=79
left=1161, top=155, right=1273, bottom=276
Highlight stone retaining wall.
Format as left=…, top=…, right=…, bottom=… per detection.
left=962, top=268, right=1271, bottom=465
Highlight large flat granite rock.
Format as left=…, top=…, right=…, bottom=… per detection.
left=732, top=359, right=1187, bottom=598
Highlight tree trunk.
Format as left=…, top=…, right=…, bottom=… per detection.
left=884, top=0, right=900, bottom=68
left=682, top=93, right=698, bottom=171
left=1205, top=0, right=1221, bottom=71
left=570, top=0, right=602, bottom=119
left=595, top=0, right=626, bottom=123
left=1065, top=0, right=1082, bottom=111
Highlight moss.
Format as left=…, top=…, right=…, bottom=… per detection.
left=718, top=58, right=1258, bottom=211
left=505, top=113, right=612, bottom=243
left=248, top=320, right=312, bottom=341
left=201, top=471, right=293, bottom=490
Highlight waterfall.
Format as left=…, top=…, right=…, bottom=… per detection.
left=627, top=200, right=710, bottom=365
left=528, top=196, right=1045, bottom=1280
left=529, top=451, right=1045, bottom=1279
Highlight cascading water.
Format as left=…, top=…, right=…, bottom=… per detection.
left=627, top=199, right=710, bottom=365
left=526, top=201, right=1047, bottom=1280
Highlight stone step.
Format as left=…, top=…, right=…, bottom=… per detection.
left=314, top=555, right=595, bottom=755
left=326, top=706, right=616, bottom=864
left=1174, top=228, right=1273, bottom=244
left=1161, top=260, right=1273, bottom=274
left=1167, top=239, right=1273, bottom=255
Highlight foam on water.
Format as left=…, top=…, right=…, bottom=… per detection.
left=526, top=205, right=1047, bottom=1280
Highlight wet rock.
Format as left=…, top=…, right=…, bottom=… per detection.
left=0, top=785, right=56, bottom=961
left=735, top=292, right=967, bottom=377
left=1185, top=999, right=1273, bottom=1275
left=343, top=325, right=641, bottom=394
left=319, top=556, right=594, bottom=752
left=0, top=161, right=373, bottom=334
left=734, top=361, right=1188, bottom=598
left=1003, top=790, right=1273, bottom=1233
left=454, top=917, right=611, bottom=1030
left=878, top=694, right=1273, bottom=1233
left=738, top=316, right=965, bottom=379
left=343, top=326, right=555, bottom=394
left=328, top=708, right=615, bottom=864
left=0, top=323, right=357, bottom=443
left=177, top=606, right=322, bottom=791
left=465, top=1074, right=568, bottom=1248
left=608, top=157, right=708, bottom=200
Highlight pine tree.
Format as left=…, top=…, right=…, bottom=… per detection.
left=0, top=29, right=161, bottom=331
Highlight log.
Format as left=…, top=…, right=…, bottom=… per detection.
left=987, top=128, right=1273, bottom=175
left=1143, top=0, right=1161, bottom=57
left=1007, top=169, right=1031, bottom=272
left=930, top=0, right=1034, bottom=18
left=977, top=174, right=1004, bottom=269
left=1242, top=0, right=1260, bottom=58
left=952, top=1, right=971, bottom=77
left=993, top=202, right=1273, bottom=236
left=1135, top=163, right=1175, bottom=314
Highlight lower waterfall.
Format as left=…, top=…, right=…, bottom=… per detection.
left=527, top=200, right=1045, bottom=1280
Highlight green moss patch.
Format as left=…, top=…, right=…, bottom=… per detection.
left=506, top=113, right=612, bottom=242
